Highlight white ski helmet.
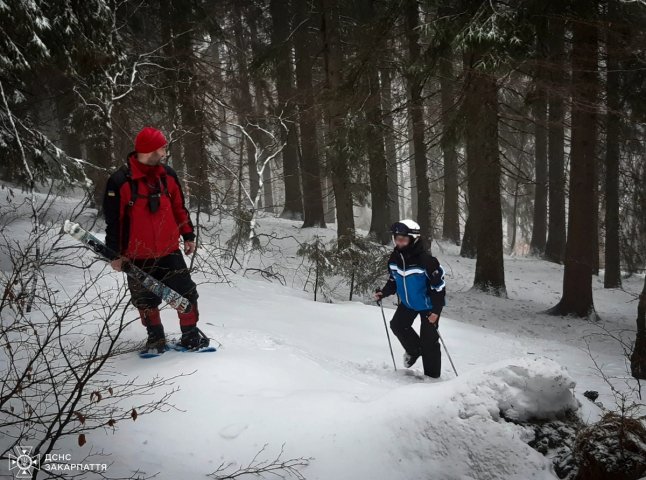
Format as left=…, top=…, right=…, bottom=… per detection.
left=391, top=219, right=421, bottom=243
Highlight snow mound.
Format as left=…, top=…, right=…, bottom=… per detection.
left=87, top=294, right=581, bottom=480
left=452, top=356, right=579, bottom=422
left=357, top=357, right=579, bottom=480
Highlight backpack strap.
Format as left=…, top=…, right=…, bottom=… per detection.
left=117, top=162, right=168, bottom=207
left=159, top=173, right=169, bottom=197
left=121, top=165, right=139, bottom=207
left=161, top=165, right=177, bottom=197
left=112, top=163, right=142, bottom=207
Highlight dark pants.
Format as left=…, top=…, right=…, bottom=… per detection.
left=390, top=303, right=441, bottom=378
left=127, top=250, right=199, bottom=325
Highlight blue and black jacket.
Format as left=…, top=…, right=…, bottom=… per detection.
left=380, top=240, right=446, bottom=314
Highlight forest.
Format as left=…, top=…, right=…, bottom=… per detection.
left=1, top=0, right=646, bottom=479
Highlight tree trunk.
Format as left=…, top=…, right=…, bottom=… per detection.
left=294, top=0, right=326, bottom=228
left=544, top=14, right=567, bottom=264
left=365, top=80, right=391, bottom=243
left=592, top=153, right=600, bottom=276
left=548, top=3, right=599, bottom=317
left=467, top=50, right=506, bottom=296
left=460, top=51, right=478, bottom=259
left=380, top=63, right=400, bottom=225
left=407, top=90, right=417, bottom=219
left=179, top=89, right=210, bottom=213
left=160, top=0, right=183, bottom=172
left=174, top=0, right=210, bottom=213
left=509, top=179, right=519, bottom=254
left=319, top=107, right=337, bottom=224
left=253, top=83, right=274, bottom=213
left=357, top=0, right=390, bottom=243
left=262, top=161, right=274, bottom=212
left=253, top=81, right=275, bottom=213
left=177, top=69, right=209, bottom=212
left=270, top=0, right=304, bottom=220
left=321, top=0, right=355, bottom=245
left=87, top=132, right=113, bottom=210
left=210, top=39, right=233, bottom=211
left=460, top=215, right=478, bottom=258
left=437, top=1, right=460, bottom=244
left=248, top=14, right=274, bottom=214
left=530, top=17, right=548, bottom=255
left=439, top=51, right=460, bottom=244
left=630, top=275, right=646, bottom=379
left=218, top=104, right=235, bottom=209
left=53, top=80, right=83, bottom=161
left=604, top=0, right=622, bottom=288
left=231, top=5, right=260, bottom=203
left=404, top=0, right=431, bottom=239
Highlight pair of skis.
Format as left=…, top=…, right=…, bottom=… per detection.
left=63, top=221, right=216, bottom=357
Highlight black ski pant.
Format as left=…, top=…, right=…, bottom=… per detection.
left=127, top=250, right=199, bottom=312
left=389, top=303, right=441, bottom=378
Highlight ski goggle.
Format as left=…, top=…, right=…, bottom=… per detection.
left=390, top=222, right=420, bottom=237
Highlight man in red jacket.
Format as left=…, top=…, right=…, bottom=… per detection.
left=103, top=126, right=205, bottom=352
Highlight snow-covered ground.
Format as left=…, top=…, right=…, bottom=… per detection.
left=1, top=190, right=643, bottom=479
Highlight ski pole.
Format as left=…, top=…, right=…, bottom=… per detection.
left=437, top=328, right=458, bottom=377
left=378, top=300, right=397, bottom=371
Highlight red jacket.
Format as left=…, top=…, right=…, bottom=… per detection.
left=103, top=153, right=195, bottom=260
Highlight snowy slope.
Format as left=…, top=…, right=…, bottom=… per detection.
left=1, top=190, right=643, bottom=479
left=75, top=277, right=577, bottom=480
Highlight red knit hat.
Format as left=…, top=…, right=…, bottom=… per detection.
left=134, top=127, right=168, bottom=154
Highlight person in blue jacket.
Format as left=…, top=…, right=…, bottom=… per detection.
left=375, top=219, right=446, bottom=378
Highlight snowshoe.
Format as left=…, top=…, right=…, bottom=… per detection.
left=177, top=325, right=211, bottom=351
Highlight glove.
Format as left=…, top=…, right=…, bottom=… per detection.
left=426, top=312, right=440, bottom=328
left=374, top=288, right=384, bottom=302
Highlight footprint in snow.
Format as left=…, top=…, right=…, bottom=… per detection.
left=219, top=423, right=249, bottom=440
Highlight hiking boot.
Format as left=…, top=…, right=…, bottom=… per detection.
left=403, top=350, right=420, bottom=368
left=178, top=325, right=209, bottom=350
left=145, top=324, right=166, bottom=353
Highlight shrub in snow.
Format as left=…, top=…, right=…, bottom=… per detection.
left=525, top=416, right=582, bottom=479
left=297, top=235, right=389, bottom=301
left=573, top=412, right=646, bottom=480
